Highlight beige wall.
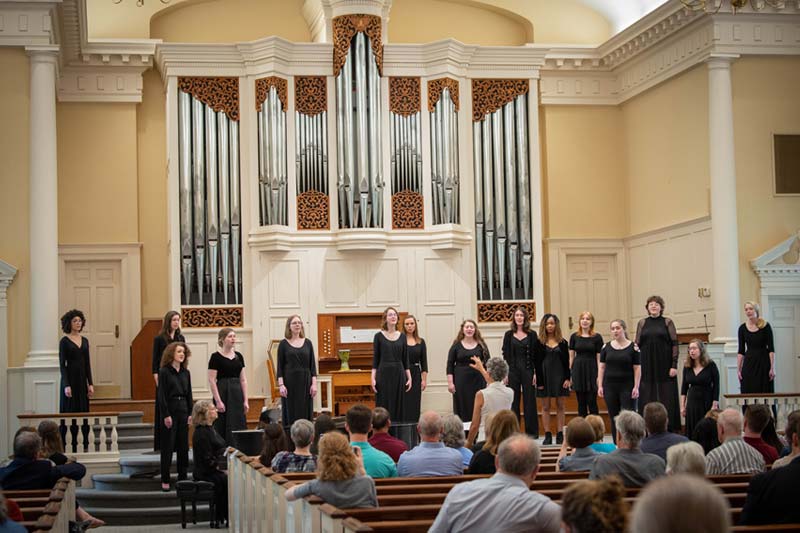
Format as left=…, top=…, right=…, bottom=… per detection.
left=732, top=57, right=800, bottom=303
left=150, top=0, right=310, bottom=43
left=137, top=70, right=170, bottom=319
left=489, top=0, right=612, bottom=44
left=0, top=49, right=30, bottom=368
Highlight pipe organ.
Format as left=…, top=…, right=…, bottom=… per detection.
left=256, top=77, right=288, bottom=227
left=428, top=78, right=461, bottom=225
left=389, top=77, right=424, bottom=229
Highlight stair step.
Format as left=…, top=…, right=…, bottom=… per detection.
left=76, top=489, right=184, bottom=508
left=90, top=473, right=182, bottom=492
left=117, top=411, right=145, bottom=425
left=119, top=452, right=194, bottom=476
left=81, top=504, right=211, bottom=526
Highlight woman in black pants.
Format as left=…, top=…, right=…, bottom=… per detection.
left=192, top=400, right=228, bottom=525
left=152, top=310, right=184, bottom=451
left=501, top=306, right=539, bottom=438
left=598, top=319, right=641, bottom=444
left=158, top=341, right=193, bottom=491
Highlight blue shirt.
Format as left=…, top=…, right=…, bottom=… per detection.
left=455, top=446, right=473, bottom=467
left=640, top=431, right=688, bottom=461
left=590, top=442, right=617, bottom=454
left=397, top=441, right=464, bottom=477
left=351, top=441, right=397, bottom=478
left=558, top=446, right=599, bottom=472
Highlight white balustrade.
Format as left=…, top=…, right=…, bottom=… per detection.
left=17, top=412, right=120, bottom=462
left=723, top=393, right=800, bottom=431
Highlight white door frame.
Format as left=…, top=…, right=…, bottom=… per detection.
left=58, top=243, right=142, bottom=399
left=546, top=238, right=629, bottom=326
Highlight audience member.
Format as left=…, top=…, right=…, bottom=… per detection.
left=37, top=421, right=68, bottom=466
left=0, top=432, right=85, bottom=490
left=467, top=410, right=518, bottom=475
left=556, top=417, right=598, bottom=472
left=760, top=415, right=784, bottom=459
left=398, top=412, right=463, bottom=477
left=773, top=410, right=800, bottom=468
left=0, top=494, right=26, bottom=533
left=561, top=477, right=627, bottom=533
left=589, top=410, right=665, bottom=487
left=310, top=412, right=337, bottom=455
left=665, top=441, right=705, bottom=476
left=258, top=422, right=289, bottom=468
left=630, top=474, right=731, bottom=533
left=692, top=408, right=723, bottom=454
left=704, top=408, right=764, bottom=475
left=271, top=419, right=317, bottom=473
left=740, top=412, right=800, bottom=525
left=465, top=357, right=514, bottom=447
left=346, top=404, right=397, bottom=478
left=586, top=415, right=616, bottom=453
left=367, top=407, right=407, bottom=462
left=430, top=434, right=560, bottom=533
left=191, top=400, right=228, bottom=525
left=442, top=414, right=473, bottom=468
left=285, top=431, right=377, bottom=508
left=640, top=402, right=688, bottom=461
left=743, top=404, right=779, bottom=465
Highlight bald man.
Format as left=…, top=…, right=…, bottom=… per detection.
left=397, top=411, right=463, bottom=477
left=705, top=408, right=765, bottom=475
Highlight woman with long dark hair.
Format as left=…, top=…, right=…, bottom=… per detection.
left=501, top=306, right=539, bottom=437
left=208, top=328, right=248, bottom=444
left=152, top=310, right=184, bottom=451
left=277, top=315, right=317, bottom=427
left=447, top=319, right=489, bottom=423
left=680, top=339, right=719, bottom=439
left=371, top=307, right=411, bottom=422
left=402, top=315, right=428, bottom=423
left=59, top=309, right=94, bottom=413
left=158, top=342, right=193, bottom=491
left=538, top=313, right=570, bottom=445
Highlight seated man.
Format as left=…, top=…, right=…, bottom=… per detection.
left=0, top=432, right=86, bottom=490
left=589, top=410, right=666, bottom=488
left=773, top=410, right=800, bottom=468
left=397, top=411, right=463, bottom=477
left=743, top=404, right=779, bottom=466
left=740, top=414, right=800, bottom=525
left=429, top=434, right=560, bottom=533
left=345, top=404, right=397, bottom=478
left=640, top=402, right=688, bottom=461
left=367, top=407, right=407, bottom=463
left=705, top=408, right=765, bottom=475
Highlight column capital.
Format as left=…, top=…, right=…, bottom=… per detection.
left=705, top=53, right=739, bottom=69
left=25, top=44, right=60, bottom=62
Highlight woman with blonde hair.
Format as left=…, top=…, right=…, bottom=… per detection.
left=447, top=319, right=489, bottom=423
left=191, top=400, right=228, bottom=525
left=569, top=311, right=603, bottom=418
left=371, top=307, right=411, bottom=422
left=586, top=414, right=616, bottom=453
left=681, top=339, right=720, bottom=439
left=561, top=477, right=627, bottom=533
left=208, top=328, right=248, bottom=444
left=467, top=409, right=519, bottom=474
left=666, top=441, right=705, bottom=476
left=277, top=315, right=317, bottom=426
left=738, top=301, right=776, bottom=394
left=285, top=431, right=377, bottom=508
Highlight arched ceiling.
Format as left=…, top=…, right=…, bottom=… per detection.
left=577, top=0, right=669, bottom=34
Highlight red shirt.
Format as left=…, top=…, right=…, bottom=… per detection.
left=369, top=431, right=408, bottom=463
left=744, top=436, right=779, bottom=465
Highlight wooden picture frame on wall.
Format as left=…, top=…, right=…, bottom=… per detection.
left=266, top=339, right=282, bottom=405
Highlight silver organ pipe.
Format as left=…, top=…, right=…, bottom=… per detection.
left=257, top=84, right=288, bottom=226
left=429, top=88, right=459, bottom=224
left=335, top=73, right=347, bottom=227
left=205, top=106, right=219, bottom=305
left=217, top=111, right=231, bottom=304
left=515, top=94, right=532, bottom=300
left=178, top=91, right=193, bottom=305
left=191, top=98, right=206, bottom=305
left=472, top=121, right=484, bottom=300
left=296, top=111, right=329, bottom=196
left=229, top=119, right=241, bottom=304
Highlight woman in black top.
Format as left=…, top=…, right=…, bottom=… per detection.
left=152, top=310, right=185, bottom=451
left=208, top=328, right=248, bottom=444
left=635, top=295, right=680, bottom=432
left=277, top=315, right=317, bottom=427
left=468, top=409, right=518, bottom=474
left=569, top=311, right=603, bottom=418
left=681, top=339, right=719, bottom=439
left=192, top=400, right=228, bottom=525
left=598, top=319, right=641, bottom=444
left=501, top=306, right=539, bottom=438
left=538, top=313, right=570, bottom=445
left=447, top=319, right=489, bottom=423
left=58, top=310, right=94, bottom=413
left=738, top=301, right=776, bottom=394
left=158, top=341, right=193, bottom=490
left=402, top=315, right=428, bottom=423
left=371, top=307, right=411, bottom=422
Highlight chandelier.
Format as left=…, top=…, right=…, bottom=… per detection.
left=680, top=0, right=786, bottom=13
left=112, top=0, right=170, bottom=6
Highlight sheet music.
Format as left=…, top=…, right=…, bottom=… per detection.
left=339, top=326, right=380, bottom=343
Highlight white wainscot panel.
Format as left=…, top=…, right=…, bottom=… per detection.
left=365, top=258, right=402, bottom=308
left=648, top=239, right=672, bottom=301
left=187, top=340, right=211, bottom=396
left=269, top=316, right=292, bottom=341
left=268, top=259, right=302, bottom=309
left=423, top=312, right=457, bottom=382
left=323, top=259, right=360, bottom=307
left=628, top=243, right=650, bottom=320
left=422, top=257, right=457, bottom=306
left=94, top=344, right=115, bottom=385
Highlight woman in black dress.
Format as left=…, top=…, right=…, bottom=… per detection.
left=208, top=328, right=248, bottom=444
left=635, top=295, right=680, bottom=432
left=681, top=339, right=719, bottom=439
left=152, top=310, right=184, bottom=451
left=59, top=309, right=94, bottom=413
left=501, top=306, right=539, bottom=437
left=738, top=301, right=775, bottom=394
left=569, top=311, right=603, bottom=418
left=402, top=315, right=428, bottom=423
left=537, top=313, right=570, bottom=445
left=598, top=319, right=641, bottom=444
left=447, top=319, right=489, bottom=423
left=371, top=307, right=411, bottom=422
left=191, top=400, right=228, bottom=526
left=158, top=341, right=193, bottom=491
left=277, top=315, right=317, bottom=427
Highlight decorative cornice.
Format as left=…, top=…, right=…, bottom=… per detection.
left=0, top=259, right=19, bottom=306
left=0, top=1, right=59, bottom=47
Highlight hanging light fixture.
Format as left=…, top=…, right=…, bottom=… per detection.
left=680, top=0, right=785, bottom=14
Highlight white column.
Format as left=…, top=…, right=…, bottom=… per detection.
left=0, top=260, right=18, bottom=458
left=25, top=45, right=60, bottom=367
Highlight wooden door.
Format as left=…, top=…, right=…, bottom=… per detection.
left=564, top=255, right=619, bottom=338
left=63, top=261, right=124, bottom=399
left=770, top=297, right=800, bottom=393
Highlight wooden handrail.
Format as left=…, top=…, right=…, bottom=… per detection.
left=724, top=393, right=800, bottom=398
left=18, top=411, right=121, bottom=419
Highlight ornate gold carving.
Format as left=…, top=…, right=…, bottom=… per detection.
left=297, top=190, right=330, bottom=230
left=471, top=79, right=529, bottom=122
left=428, top=77, right=460, bottom=112
left=178, top=77, right=240, bottom=121
left=332, top=14, right=383, bottom=76
left=255, top=76, right=288, bottom=113
left=391, top=190, right=424, bottom=230
left=477, top=302, right=536, bottom=323
left=182, top=307, right=244, bottom=328
left=389, top=77, right=420, bottom=116
left=295, top=76, right=327, bottom=116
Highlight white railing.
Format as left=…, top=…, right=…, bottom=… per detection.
left=17, top=412, right=120, bottom=462
left=724, top=393, right=800, bottom=431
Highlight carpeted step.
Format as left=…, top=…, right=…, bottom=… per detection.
left=119, top=452, right=194, bottom=476
left=76, top=489, right=182, bottom=508
left=79, top=504, right=211, bottom=526
left=89, top=473, right=181, bottom=492
left=117, top=411, right=145, bottom=425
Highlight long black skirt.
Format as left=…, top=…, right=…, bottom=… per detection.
left=639, top=379, right=680, bottom=432
left=281, top=369, right=313, bottom=426
left=404, top=365, right=423, bottom=424
left=213, top=377, right=247, bottom=444
left=741, top=349, right=774, bottom=394
left=376, top=362, right=405, bottom=422
left=453, top=366, right=486, bottom=423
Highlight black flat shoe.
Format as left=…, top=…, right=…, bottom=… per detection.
left=556, top=431, right=564, bottom=445
left=543, top=432, right=553, bottom=445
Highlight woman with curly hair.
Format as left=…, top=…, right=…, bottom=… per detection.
left=285, top=431, right=377, bottom=508
left=158, top=341, right=193, bottom=491
left=468, top=409, right=519, bottom=474
left=58, top=309, right=94, bottom=413
left=561, top=477, right=627, bottom=533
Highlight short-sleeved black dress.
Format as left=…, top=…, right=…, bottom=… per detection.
left=373, top=333, right=409, bottom=422
left=738, top=323, right=775, bottom=394
left=447, top=342, right=488, bottom=422
left=569, top=333, right=603, bottom=393
left=682, top=362, right=720, bottom=439
left=59, top=336, right=93, bottom=413
left=404, top=340, right=428, bottom=423
left=208, top=351, right=247, bottom=444
left=277, top=338, right=317, bottom=426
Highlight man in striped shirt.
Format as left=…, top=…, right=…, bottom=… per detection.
left=705, top=408, right=765, bottom=475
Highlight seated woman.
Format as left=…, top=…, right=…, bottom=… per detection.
left=468, top=410, right=518, bottom=475
left=666, top=441, right=705, bottom=476
left=557, top=417, right=599, bottom=472
left=285, top=432, right=377, bottom=508
left=442, top=414, right=472, bottom=468
left=271, top=419, right=317, bottom=473
left=466, top=357, right=514, bottom=448
left=191, top=400, right=228, bottom=526
left=691, top=408, right=723, bottom=454
left=561, top=477, right=627, bottom=533
left=586, top=414, right=617, bottom=454
left=259, top=422, right=289, bottom=467
left=311, top=413, right=337, bottom=455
